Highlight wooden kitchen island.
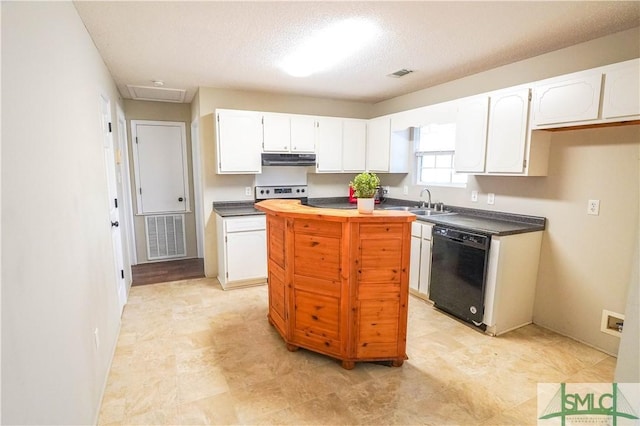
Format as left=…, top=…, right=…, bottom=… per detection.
left=255, top=199, right=415, bottom=369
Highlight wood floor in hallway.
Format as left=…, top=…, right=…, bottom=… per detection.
left=131, top=258, right=205, bottom=286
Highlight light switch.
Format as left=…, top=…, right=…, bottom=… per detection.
left=471, top=190, right=478, bottom=202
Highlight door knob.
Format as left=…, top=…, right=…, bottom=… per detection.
left=111, top=221, right=119, bottom=227
left=178, top=197, right=184, bottom=202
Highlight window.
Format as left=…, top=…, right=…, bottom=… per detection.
left=415, top=123, right=467, bottom=186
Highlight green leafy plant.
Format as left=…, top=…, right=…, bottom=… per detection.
left=350, top=172, right=380, bottom=198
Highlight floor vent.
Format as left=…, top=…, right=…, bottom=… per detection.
left=145, top=214, right=186, bottom=260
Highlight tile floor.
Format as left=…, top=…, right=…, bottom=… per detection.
left=98, top=278, right=615, bottom=425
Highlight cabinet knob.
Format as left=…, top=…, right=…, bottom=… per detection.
left=111, top=221, right=119, bottom=227
left=178, top=197, right=184, bottom=202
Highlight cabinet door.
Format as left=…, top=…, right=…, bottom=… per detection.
left=342, top=119, right=366, bottom=172
left=216, top=110, right=262, bottom=173
left=486, top=89, right=530, bottom=174
left=532, top=73, right=602, bottom=125
left=454, top=97, right=489, bottom=173
left=409, top=236, right=421, bottom=291
left=418, top=225, right=432, bottom=297
left=603, top=59, right=640, bottom=119
left=263, top=113, right=291, bottom=152
left=315, top=117, right=343, bottom=172
left=366, top=117, right=391, bottom=172
left=226, top=230, right=267, bottom=282
left=290, top=116, right=316, bottom=152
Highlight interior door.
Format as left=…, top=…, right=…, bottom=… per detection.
left=131, top=121, right=189, bottom=214
left=100, top=94, right=126, bottom=313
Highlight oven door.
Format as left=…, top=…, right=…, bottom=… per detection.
left=429, top=227, right=490, bottom=325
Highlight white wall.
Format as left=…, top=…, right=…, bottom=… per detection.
left=2, top=2, right=123, bottom=424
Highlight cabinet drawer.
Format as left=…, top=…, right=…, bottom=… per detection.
left=411, top=222, right=434, bottom=239
left=421, top=224, right=433, bottom=241
left=225, top=216, right=266, bottom=232
left=411, top=222, right=422, bottom=238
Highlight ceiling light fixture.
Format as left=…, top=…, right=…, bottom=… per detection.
left=280, top=18, right=380, bottom=78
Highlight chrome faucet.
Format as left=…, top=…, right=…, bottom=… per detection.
left=420, top=188, right=432, bottom=209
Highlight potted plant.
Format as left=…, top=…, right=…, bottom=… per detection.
left=350, top=172, right=380, bottom=214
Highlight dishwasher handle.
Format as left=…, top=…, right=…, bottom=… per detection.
left=433, top=226, right=490, bottom=250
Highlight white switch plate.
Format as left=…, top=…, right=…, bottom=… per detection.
left=471, top=190, right=478, bottom=202
left=487, top=193, right=495, bottom=205
left=588, top=199, right=600, bottom=215
left=245, top=186, right=252, bottom=196
left=403, top=185, right=409, bottom=195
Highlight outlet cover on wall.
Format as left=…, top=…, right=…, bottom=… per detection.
left=471, top=190, right=478, bottom=202
left=487, top=193, right=495, bottom=205
left=403, top=185, right=408, bottom=195
left=587, top=199, right=600, bottom=215
left=245, top=187, right=252, bottom=196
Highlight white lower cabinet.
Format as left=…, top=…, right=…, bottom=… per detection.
left=216, top=214, right=267, bottom=289
left=483, top=231, right=543, bottom=336
left=409, top=222, right=433, bottom=299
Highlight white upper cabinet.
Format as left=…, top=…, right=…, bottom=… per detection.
left=263, top=113, right=316, bottom=153
left=216, top=109, right=262, bottom=174
left=315, top=117, right=343, bottom=172
left=366, top=116, right=409, bottom=173
left=454, top=96, right=489, bottom=173
left=290, top=115, right=316, bottom=152
left=342, top=119, right=367, bottom=172
left=262, top=112, right=291, bottom=152
left=366, top=116, right=391, bottom=172
left=315, top=117, right=366, bottom=173
left=602, top=59, right=640, bottom=119
left=485, top=88, right=531, bottom=174
left=532, top=72, right=602, bottom=126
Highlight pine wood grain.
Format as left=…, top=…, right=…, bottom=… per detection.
left=259, top=199, right=415, bottom=369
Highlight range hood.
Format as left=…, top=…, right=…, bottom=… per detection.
left=261, top=153, right=316, bottom=166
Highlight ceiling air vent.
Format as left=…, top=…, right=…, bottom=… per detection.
left=387, top=69, right=414, bottom=78
left=126, top=85, right=186, bottom=103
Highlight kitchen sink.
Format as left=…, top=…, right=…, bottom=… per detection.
left=384, top=206, right=419, bottom=211
left=411, top=209, right=452, bottom=216
left=384, top=206, right=453, bottom=216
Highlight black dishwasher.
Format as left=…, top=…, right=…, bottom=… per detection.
left=430, top=226, right=490, bottom=327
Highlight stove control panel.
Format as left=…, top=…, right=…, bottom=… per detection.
left=255, top=185, right=308, bottom=200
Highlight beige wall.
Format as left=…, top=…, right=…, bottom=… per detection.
left=196, top=89, right=371, bottom=277
left=2, top=2, right=124, bottom=423
left=123, top=100, right=198, bottom=262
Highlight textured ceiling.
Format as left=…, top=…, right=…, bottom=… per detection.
left=73, top=1, right=640, bottom=104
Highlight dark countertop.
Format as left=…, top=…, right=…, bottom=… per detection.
left=212, top=201, right=264, bottom=217
left=308, top=197, right=545, bottom=236
left=213, top=197, right=546, bottom=236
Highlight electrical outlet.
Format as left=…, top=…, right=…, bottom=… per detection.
left=487, top=193, right=495, bottom=205
left=403, top=185, right=409, bottom=195
left=471, top=190, right=478, bottom=202
left=588, top=199, right=600, bottom=215
left=94, top=328, right=100, bottom=349
left=245, top=186, right=252, bottom=196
